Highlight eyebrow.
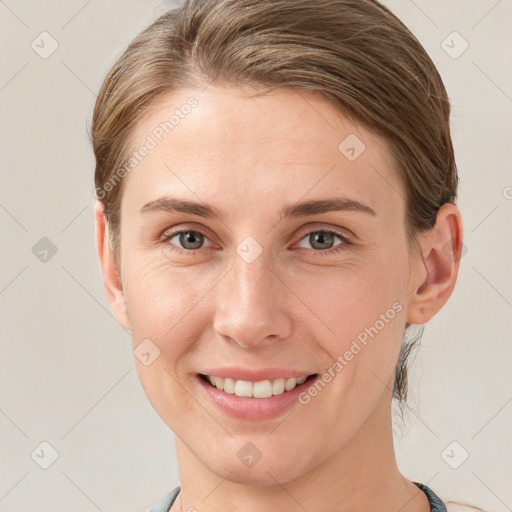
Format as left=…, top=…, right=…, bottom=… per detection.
left=140, top=196, right=376, bottom=219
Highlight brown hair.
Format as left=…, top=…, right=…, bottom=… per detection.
left=91, top=0, right=458, bottom=403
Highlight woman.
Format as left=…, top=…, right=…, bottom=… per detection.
left=92, top=1, right=467, bottom=510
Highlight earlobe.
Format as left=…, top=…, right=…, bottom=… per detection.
left=94, top=200, right=131, bottom=331
left=406, top=203, right=464, bottom=325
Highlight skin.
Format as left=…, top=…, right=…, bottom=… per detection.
left=95, top=85, right=463, bottom=512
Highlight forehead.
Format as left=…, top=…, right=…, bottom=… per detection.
left=122, top=85, right=404, bottom=219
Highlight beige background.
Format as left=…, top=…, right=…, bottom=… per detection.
left=1, top=0, right=511, bottom=510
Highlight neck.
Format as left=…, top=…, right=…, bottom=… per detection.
left=172, top=389, right=430, bottom=512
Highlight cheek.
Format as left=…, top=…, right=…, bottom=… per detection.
left=299, top=252, right=409, bottom=391
left=122, top=255, right=220, bottom=357
left=124, top=255, right=190, bottom=316
left=299, top=257, right=406, bottom=337
left=122, top=257, right=217, bottom=429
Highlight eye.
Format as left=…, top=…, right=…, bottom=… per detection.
left=166, top=230, right=214, bottom=252
left=296, top=229, right=351, bottom=254
left=160, top=226, right=352, bottom=256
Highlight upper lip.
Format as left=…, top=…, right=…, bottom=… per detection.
left=199, top=368, right=316, bottom=381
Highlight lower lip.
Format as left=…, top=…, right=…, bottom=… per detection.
left=196, top=374, right=318, bottom=421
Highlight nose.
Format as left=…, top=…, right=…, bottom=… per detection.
left=212, top=250, right=292, bottom=348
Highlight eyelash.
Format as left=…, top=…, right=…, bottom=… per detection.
left=160, top=226, right=353, bottom=257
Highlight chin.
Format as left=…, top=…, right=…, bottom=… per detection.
left=198, top=437, right=317, bottom=487
left=209, top=458, right=306, bottom=487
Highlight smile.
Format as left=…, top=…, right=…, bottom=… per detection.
left=196, top=369, right=319, bottom=420
left=201, top=374, right=310, bottom=398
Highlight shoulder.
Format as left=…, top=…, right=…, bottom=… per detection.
left=414, top=483, right=487, bottom=512
left=147, top=486, right=180, bottom=512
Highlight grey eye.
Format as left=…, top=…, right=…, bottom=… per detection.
left=169, top=230, right=207, bottom=250
left=297, top=231, right=343, bottom=250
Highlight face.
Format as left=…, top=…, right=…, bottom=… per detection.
left=106, top=85, right=422, bottom=484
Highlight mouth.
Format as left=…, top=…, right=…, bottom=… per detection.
left=199, top=373, right=317, bottom=398
left=196, top=372, right=319, bottom=420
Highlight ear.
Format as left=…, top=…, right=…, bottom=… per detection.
left=406, top=203, right=464, bottom=325
left=94, top=200, right=131, bottom=332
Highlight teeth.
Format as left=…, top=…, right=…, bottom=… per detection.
left=205, top=374, right=310, bottom=398
left=272, top=378, right=285, bottom=395
left=223, top=377, right=235, bottom=394
left=214, top=376, right=224, bottom=391
left=234, top=380, right=253, bottom=397
left=285, top=377, right=297, bottom=391
left=253, top=380, right=273, bottom=398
